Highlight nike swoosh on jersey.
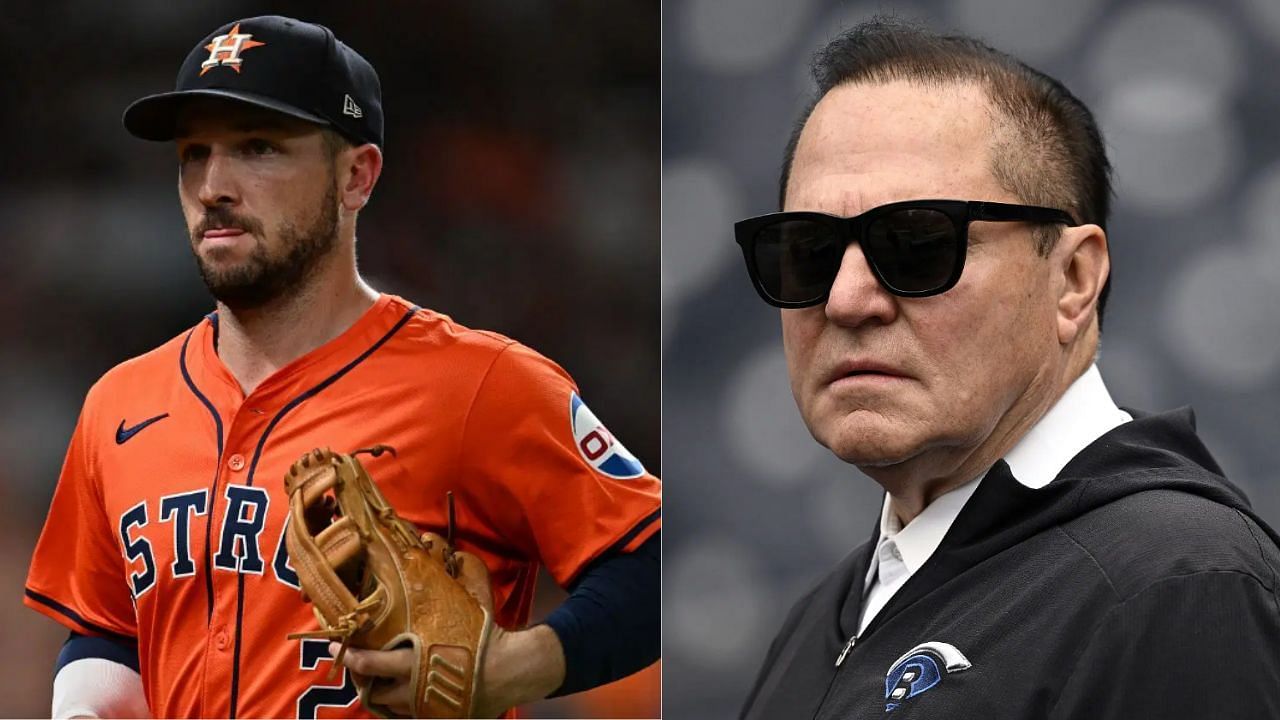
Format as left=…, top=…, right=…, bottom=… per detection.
left=115, top=414, right=170, bottom=445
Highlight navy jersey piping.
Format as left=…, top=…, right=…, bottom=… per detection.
left=608, top=507, right=661, bottom=555
left=564, top=508, right=662, bottom=587
left=58, top=631, right=141, bottom=673
left=180, top=320, right=226, bottom=626
left=228, top=305, right=417, bottom=718
left=25, top=588, right=137, bottom=644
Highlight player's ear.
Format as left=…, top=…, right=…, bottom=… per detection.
left=336, top=142, right=383, bottom=213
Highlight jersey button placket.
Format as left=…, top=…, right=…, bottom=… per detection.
left=205, top=407, right=262, bottom=716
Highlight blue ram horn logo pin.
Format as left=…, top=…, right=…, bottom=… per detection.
left=884, top=641, right=972, bottom=712
left=570, top=393, right=645, bottom=479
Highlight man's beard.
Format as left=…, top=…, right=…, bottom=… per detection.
left=191, top=182, right=339, bottom=312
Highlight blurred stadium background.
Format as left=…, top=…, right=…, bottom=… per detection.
left=663, top=0, right=1280, bottom=717
left=0, top=2, right=658, bottom=718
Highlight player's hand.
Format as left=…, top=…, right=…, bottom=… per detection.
left=333, top=551, right=520, bottom=718
left=329, top=643, right=416, bottom=716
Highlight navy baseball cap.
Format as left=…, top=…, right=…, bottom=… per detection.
left=123, top=15, right=383, bottom=147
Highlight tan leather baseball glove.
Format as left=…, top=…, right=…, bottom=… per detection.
left=283, top=446, right=492, bottom=719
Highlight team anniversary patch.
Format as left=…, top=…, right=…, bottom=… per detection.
left=570, top=392, right=645, bottom=479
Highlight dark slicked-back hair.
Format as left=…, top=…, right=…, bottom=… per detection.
left=780, top=17, right=1114, bottom=326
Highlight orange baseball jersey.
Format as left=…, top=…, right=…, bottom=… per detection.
left=25, top=293, right=661, bottom=718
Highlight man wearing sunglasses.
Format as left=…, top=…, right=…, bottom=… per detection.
left=738, top=18, right=1280, bottom=720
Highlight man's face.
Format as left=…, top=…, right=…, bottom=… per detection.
left=782, top=80, right=1061, bottom=472
left=175, top=99, right=340, bottom=311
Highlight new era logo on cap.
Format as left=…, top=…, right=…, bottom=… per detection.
left=343, top=94, right=363, bottom=119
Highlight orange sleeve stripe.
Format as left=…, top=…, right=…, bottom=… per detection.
left=24, top=588, right=136, bottom=643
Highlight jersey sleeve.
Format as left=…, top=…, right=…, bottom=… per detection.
left=25, top=389, right=139, bottom=641
left=458, top=342, right=661, bottom=586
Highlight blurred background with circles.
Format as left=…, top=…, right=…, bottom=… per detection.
left=0, top=2, right=658, bottom=717
left=663, top=0, right=1280, bottom=716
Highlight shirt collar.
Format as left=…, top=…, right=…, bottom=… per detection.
left=873, top=475, right=982, bottom=576
left=1003, top=363, right=1132, bottom=489
left=862, top=363, right=1131, bottom=591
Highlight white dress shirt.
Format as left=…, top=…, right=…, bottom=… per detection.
left=857, top=364, right=1133, bottom=633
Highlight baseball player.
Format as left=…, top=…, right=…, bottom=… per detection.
left=24, top=16, right=660, bottom=719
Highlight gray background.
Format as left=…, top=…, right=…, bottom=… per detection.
left=662, top=0, right=1280, bottom=717
left=0, top=2, right=659, bottom=717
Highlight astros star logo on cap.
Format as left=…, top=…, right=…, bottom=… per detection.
left=199, top=22, right=265, bottom=76
left=124, top=15, right=385, bottom=147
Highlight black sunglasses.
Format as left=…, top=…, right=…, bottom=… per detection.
left=734, top=199, right=1077, bottom=308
